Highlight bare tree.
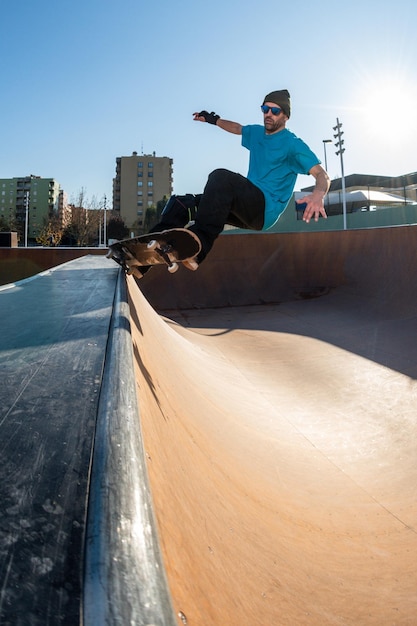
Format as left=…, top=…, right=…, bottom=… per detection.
left=64, top=188, right=101, bottom=246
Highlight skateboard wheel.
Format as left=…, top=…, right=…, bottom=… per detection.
left=147, top=239, right=158, bottom=251
left=168, top=262, right=179, bottom=273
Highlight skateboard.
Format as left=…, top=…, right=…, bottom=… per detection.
left=106, top=228, right=201, bottom=278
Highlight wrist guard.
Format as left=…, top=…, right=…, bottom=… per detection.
left=199, top=110, right=220, bottom=125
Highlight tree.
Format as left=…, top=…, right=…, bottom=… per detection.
left=62, top=189, right=101, bottom=246
left=36, top=216, right=64, bottom=246
left=0, top=213, right=19, bottom=237
left=143, top=206, right=158, bottom=233
left=139, top=196, right=168, bottom=235
left=107, top=214, right=129, bottom=241
left=0, top=216, right=11, bottom=232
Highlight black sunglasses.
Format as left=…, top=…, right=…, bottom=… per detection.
left=261, top=104, right=282, bottom=116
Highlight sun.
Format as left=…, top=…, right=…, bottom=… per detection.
left=360, top=75, right=417, bottom=141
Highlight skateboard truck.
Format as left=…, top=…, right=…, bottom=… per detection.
left=147, top=239, right=179, bottom=273
left=106, top=246, right=148, bottom=278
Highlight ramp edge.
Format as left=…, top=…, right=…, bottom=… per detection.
left=83, top=270, right=176, bottom=625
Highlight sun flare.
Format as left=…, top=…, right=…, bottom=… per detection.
left=360, top=76, right=417, bottom=141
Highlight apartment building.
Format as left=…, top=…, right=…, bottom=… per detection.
left=113, top=152, right=173, bottom=229
left=0, top=175, right=67, bottom=240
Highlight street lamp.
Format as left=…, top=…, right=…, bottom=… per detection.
left=24, top=190, right=29, bottom=248
left=103, top=195, right=107, bottom=247
left=323, top=139, right=332, bottom=209
left=333, top=118, right=347, bottom=230
left=322, top=139, right=332, bottom=172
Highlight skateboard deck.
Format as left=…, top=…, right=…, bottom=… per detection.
left=106, top=228, right=201, bottom=277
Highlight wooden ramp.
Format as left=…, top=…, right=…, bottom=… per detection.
left=129, top=226, right=417, bottom=625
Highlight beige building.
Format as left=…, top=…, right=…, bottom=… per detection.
left=113, top=152, right=173, bottom=229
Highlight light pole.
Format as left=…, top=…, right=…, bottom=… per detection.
left=24, top=190, right=29, bottom=247
left=322, top=139, right=332, bottom=172
left=323, top=139, right=332, bottom=209
left=333, top=118, right=347, bottom=230
left=103, top=195, right=107, bottom=247
left=402, top=175, right=407, bottom=205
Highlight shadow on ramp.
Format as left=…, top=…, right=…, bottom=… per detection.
left=128, top=227, right=417, bottom=625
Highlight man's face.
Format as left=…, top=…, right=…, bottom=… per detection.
left=262, top=102, right=288, bottom=134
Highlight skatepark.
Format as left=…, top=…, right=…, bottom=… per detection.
left=1, top=225, right=417, bottom=624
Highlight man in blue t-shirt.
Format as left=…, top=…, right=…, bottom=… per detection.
left=153, top=89, right=330, bottom=267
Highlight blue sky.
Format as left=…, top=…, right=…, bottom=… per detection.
left=1, top=0, right=417, bottom=206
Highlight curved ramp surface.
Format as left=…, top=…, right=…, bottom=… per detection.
left=128, top=226, right=417, bottom=626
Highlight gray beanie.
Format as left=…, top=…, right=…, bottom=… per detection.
left=263, top=89, right=291, bottom=118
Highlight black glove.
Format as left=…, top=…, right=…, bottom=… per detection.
left=198, top=110, right=220, bottom=125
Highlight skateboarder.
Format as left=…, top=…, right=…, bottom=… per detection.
left=150, top=89, right=330, bottom=266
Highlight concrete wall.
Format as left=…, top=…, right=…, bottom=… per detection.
left=0, top=247, right=107, bottom=285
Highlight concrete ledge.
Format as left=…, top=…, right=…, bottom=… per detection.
left=84, top=270, right=176, bottom=625
left=0, top=256, right=174, bottom=624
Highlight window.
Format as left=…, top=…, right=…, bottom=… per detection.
left=137, top=181, right=143, bottom=187
left=148, top=162, right=153, bottom=168
left=148, top=181, right=153, bottom=187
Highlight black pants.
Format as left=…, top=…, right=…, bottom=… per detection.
left=152, top=169, right=265, bottom=263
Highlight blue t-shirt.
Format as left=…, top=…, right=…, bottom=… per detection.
left=241, top=125, right=320, bottom=230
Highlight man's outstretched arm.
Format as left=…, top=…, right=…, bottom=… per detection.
left=193, top=111, right=242, bottom=135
